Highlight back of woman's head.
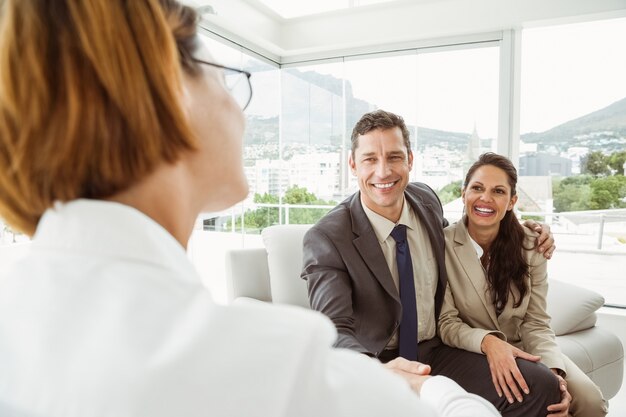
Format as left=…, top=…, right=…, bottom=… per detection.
left=0, top=0, right=199, bottom=235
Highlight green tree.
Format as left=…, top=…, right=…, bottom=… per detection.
left=283, top=186, right=318, bottom=204
left=589, top=175, right=626, bottom=210
left=282, top=186, right=336, bottom=225
left=608, top=151, right=626, bottom=175
left=581, top=151, right=611, bottom=177
left=552, top=175, right=593, bottom=212
left=437, top=180, right=462, bottom=205
left=245, top=192, right=280, bottom=231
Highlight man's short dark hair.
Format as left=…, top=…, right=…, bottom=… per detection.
left=350, top=109, right=411, bottom=157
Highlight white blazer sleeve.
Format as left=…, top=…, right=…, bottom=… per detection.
left=421, top=376, right=501, bottom=417
left=323, top=349, right=500, bottom=417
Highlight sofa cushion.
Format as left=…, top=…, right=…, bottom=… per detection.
left=547, top=279, right=604, bottom=335
left=262, top=224, right=312, bottom=308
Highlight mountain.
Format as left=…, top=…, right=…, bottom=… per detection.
left=252, top=67, right=478, bottom=150
left=244, top=65, right=625, bottom=154
left=521, top=97, right=626, bottom=152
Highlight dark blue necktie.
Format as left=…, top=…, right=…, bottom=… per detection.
left=390, top=224, right=418, bottom=361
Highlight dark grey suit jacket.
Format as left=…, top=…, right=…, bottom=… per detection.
left=302, top=182, right=449, bottom=357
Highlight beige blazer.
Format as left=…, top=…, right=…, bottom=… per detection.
left=438, top=219, right=565, bottom=371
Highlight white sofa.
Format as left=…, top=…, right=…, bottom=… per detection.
left=225, top=224, right=624, bottom=400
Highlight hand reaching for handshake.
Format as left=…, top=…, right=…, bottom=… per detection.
left=383, top=357, right=432, bottom=394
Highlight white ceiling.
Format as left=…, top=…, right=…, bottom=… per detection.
left=189, top=0, right=626, bottom=64
left=250, top=0, right=401, bottom=19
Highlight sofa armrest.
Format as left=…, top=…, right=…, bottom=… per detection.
left=225, top=248, right=272, bottom=303
left=557, top=327, right=624, bottom=399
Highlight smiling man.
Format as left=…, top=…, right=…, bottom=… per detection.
left=301, top=109, right=559, bottom=416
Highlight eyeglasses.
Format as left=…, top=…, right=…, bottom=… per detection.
left=192, top=58, right=253, bottom=111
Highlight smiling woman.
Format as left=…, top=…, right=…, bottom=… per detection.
left=461, top=153, right=528, bottom=311
left=440, top=152, right=608, bottom=417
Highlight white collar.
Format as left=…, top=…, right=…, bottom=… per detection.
left=361, top=195, right=415, bottom=243
left=33, top=199, right=199, bottom=285
left=468, top=232, right=484, bottom=259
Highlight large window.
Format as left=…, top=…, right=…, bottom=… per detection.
left=281, top=62, right=345, bottom=201
left=197, top=24, right=626, bottom=305
left=187, top=39, right=501, bottom=302
left=5, top=19, right=623, bottom=306
left=520, top=17, right=626, bottom=306
left=414, top=46, right=499, bottom=213
left=341, top=46, right=500, bottom=216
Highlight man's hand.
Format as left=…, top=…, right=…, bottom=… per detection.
left=383, top=357, right=432, bottom=394
left=522, top=220, right=556, bottom=259
left=546, top=373, right=571, bottom=416
left=384, top=356, right=431, bottom=375
left=481, top=334, right=541, bottom=404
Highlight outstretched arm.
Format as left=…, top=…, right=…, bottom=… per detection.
left=325, top=348, right=501, bottom=417
left=302, top=227, right=370, bottom=353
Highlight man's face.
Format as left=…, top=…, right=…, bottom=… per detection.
left=349, top=127, right=413, bottom=222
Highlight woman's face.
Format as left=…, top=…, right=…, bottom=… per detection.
left=181, top=51, right=249, bottom=212
left=462, top=164, right=517, bottom=233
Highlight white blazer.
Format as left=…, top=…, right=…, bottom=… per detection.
left=0, top=200, right=499, bottom=417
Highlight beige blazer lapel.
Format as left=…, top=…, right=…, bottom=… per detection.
left=452, top=221, right=500, bottom=329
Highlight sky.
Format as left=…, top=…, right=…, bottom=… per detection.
left=520, top=17, right=626, bottom=134
left=307, top=16, right=626, bottom=138
left=346, top=46, right=500, bottom=137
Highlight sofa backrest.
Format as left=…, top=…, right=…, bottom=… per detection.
left=224, top=224, right=604, bottom=336
left=546, top=279, right=602, bottom=335
left=261, top=224, right=312, bottom=308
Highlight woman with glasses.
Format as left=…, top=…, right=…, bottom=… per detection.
left=0, top=1, right=500, bottom=416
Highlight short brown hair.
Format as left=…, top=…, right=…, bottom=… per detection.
left=350, top=109, right=411, bottom=157
left=0, top=0, right=200, bottom=235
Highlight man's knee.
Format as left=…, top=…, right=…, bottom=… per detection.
left=517, top=359, right=560, bottom=402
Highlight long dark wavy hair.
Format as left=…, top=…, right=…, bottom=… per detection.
left=463, top=153, right=531, bottom=313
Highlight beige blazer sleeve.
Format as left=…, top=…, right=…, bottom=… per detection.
left=438, top=220, right=565, bottom=371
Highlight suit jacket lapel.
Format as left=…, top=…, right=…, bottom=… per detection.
left=453, top=221, right=500, bottom=328
left=349, top=193, right=401, bottom=302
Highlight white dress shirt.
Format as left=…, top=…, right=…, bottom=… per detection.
left=362, top=197, right=438, bottom=345
left=0, top=199, right=498, bottom=417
